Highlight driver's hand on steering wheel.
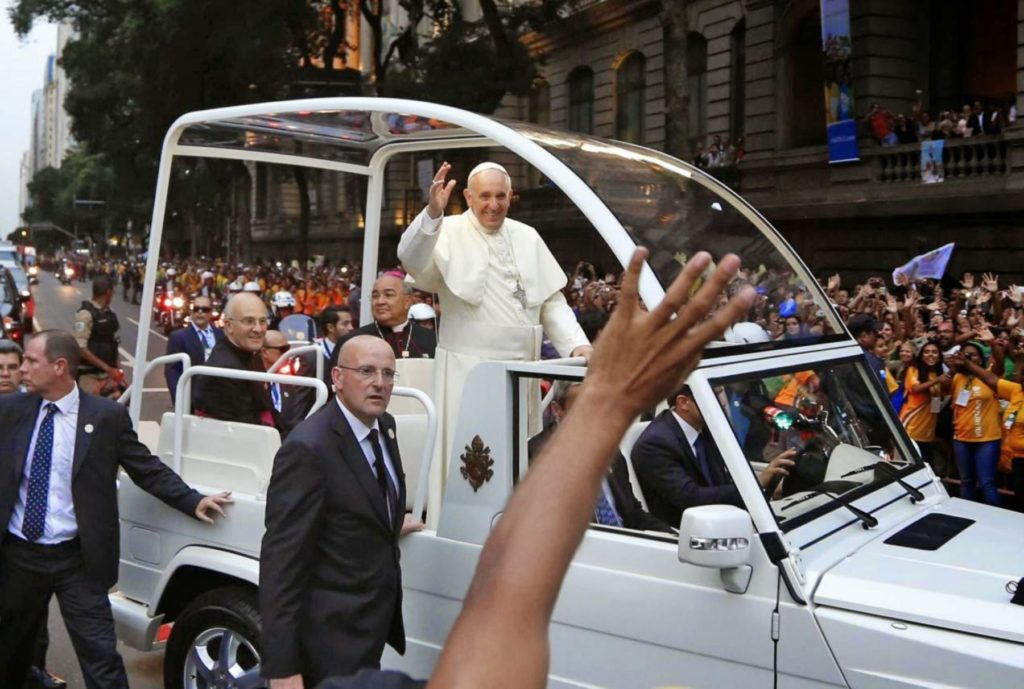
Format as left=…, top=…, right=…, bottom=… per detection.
left=757, top=448, right=797, bottom=489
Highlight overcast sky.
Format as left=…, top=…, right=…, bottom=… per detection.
left=1, top=14, right=56, bottom=240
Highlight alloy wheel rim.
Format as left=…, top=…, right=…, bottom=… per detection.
left=183, top=626, right=265, bottom=689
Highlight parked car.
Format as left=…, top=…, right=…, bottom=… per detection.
left=0, top=266, right=26, bottom=343
left=0, top=259, right=34, bottom=333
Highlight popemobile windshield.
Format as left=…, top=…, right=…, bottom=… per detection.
left=110, top=99, right=1023, bottom=689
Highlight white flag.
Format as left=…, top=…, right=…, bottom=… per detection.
left=892, top=243, right=954, bottom=284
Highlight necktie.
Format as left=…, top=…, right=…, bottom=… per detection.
left=693, top=433, right=714, bottom=485
left=270, top=383, right=282, bottom=413
left=594, top=480, right=623, bottom=527
left=200, top=329, right=213, bottom=360
left=368, top=429, right=399, bottom=529
left=23, top=403, right=58, bottom=542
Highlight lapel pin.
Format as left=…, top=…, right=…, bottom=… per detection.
left=387, top=428, right=395, bottom=440
left=84, top=424, right=94, bottom=434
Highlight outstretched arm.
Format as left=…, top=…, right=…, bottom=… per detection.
left=427, top=249, right=754, bottom=689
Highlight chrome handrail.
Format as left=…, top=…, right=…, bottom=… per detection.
left=117, top=352, right=191, bottom=405
left=393, top=386, right=439, bottom=523
left=172, top=365, right=330, bottom=474
left=272, top=343, right=324, bottom=381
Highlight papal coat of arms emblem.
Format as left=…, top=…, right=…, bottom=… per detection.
left=460, top=435, right=494, bottom=492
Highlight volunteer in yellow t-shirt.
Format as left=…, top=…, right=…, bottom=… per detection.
left=899, top=342, right=950, bottom=467
left=954, top=341, right=1024, bottom=511
left=948, top=342, right=1003, bottom=506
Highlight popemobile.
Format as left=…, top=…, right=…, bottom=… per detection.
left=110, top=98, right=1023, bottom=689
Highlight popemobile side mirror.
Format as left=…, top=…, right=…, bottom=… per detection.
left=677, top=504, right=754, bottom=594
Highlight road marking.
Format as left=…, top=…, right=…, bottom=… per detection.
left=119, top=347, right=136, bottom=368
left=128, top=317, right=168, bottom=341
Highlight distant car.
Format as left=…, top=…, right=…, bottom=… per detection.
left=0, top=267, right=25, bottom=343
left=0, top=259, right=34, bottom=333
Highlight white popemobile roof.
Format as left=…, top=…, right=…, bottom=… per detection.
left=129, top=98, right=849, bottom=422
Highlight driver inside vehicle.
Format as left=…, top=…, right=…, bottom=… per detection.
left=631, top=384, right=796, bottom=527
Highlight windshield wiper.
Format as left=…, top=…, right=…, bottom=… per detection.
left=780, top=482, right=878, bottom=529
left=873, top=461, right=924, bottom=503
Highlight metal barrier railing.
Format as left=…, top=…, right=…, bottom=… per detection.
left=539, top=356, right=587, bottom=413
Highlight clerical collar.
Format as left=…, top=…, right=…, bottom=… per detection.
left=377, top=319, right=410, bottom=333
left=465, top=209, right=502, bottom=236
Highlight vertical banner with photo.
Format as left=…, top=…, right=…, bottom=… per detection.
left=821, top=0, right=859, bottom=163
left=920, top=140, right=945, bottom=183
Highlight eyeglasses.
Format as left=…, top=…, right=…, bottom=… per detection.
left=337, top=365, right=399, bottom=383
left=193, top=306, right=213, bottom=313
left=227, top=317, right=269, bottom=328
left=263, top=345, right=288, bottom=353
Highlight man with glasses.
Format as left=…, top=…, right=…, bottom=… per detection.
left=260, top=335, right=423, bottom=688
left=193, top=292, right=277, bottom=428
left=260, top=329, right=314, bottom=437
left=164, top=295, right=222, bottom=403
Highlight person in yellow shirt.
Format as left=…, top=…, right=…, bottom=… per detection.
left=955, top=340, right=1024, bottom=511
left=899, top=341, right=950, bottom=467
left=948, top=342, right=1003, bottom=505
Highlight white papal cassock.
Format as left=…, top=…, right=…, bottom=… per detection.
left=398, top=206, right=589, bottom=517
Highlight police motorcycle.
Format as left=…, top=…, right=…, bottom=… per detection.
left=58, top=260, right=75, bottom=285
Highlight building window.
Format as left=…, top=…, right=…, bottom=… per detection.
left=784, top=9, right=826, bottom=148
left=529, top=78, right=551, bottom=125
left=686, top=33, right=708, bottom=146
left=730, top=20, right=746, bottom=142
left=568, top=67, right=594, bottom=134
left=616, top=52, right=646, bottom=144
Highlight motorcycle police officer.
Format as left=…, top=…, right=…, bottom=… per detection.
left=73, top=275, right=126, bottom=397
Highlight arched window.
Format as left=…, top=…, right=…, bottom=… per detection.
left=568, top=67, right=595, bottom=134
left=783, top=8, right=826, bottom=148
left=730, top=20, right=746, bottom=142
left=686, top=33, right=708, bottom=146
left=615, top=52, right=646, bottom=143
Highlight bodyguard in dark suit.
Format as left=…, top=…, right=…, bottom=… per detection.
left=632, top=384, right=794, bottom=528
left=0, top=330, right=232, bottom=689
left=325, top=274, right=436, bottom=384
left=164, top=295, right=223, bottom=402
left=261, top=335, right=422, bottom=689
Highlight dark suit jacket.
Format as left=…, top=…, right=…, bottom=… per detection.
left=260, top=401, right=407, bottom=683
left=529, top=425, right=670, bottom=533
left=193, top=338, right=275, bottom=426
left=0, top=391, right=202, bottom=588
left=325, top=321, right=436, bottom=384
left=164, top=325, right=223, bottom=402
left=631, top=410, right=743, bottom=528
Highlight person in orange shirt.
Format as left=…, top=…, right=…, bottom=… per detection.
left=899, top=341, right=950, bottom=467
left=294, top=280, right=313, bottom=316
left=947, top=342, right=1003, bottom=505
left=955, top=340, right=1024, bottom=511
left=326, top=278, right=347, bottom=307
left=312, top=281, right=331, bottom=317
left=773, top=370, right=818, bottom=408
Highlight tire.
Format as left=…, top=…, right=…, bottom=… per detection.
left=163, top=586, right=266, bottom=689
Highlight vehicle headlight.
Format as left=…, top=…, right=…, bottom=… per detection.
left=172, top=297, right=184, bottom=308
left=28, top=266, right=38, bottom=276
left=20, top=290, right=30, bottom=299
left=164, top=298, right=173, bottom=307
left=64, top=267, right=74, bottom=276
left=2, top=317, right=12, bottom=330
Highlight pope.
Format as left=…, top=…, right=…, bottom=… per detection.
left=398, top=161, right=592, bottom=493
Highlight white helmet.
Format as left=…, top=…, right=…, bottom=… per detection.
left=166, top=268, right=177, bottom=277
left=200, top=270, right=214, bottom=280
left=243, top=281, right=262, bottom=293
left=227, top=280, right=243, bottom=293
left=724, top=322, right=770, bottom=344
left=271, top=291, right=296, bottom=308
left=408, top=303, right=436, bottom=321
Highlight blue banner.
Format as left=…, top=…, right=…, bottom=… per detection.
left=821, top=0, right=859, bottom=163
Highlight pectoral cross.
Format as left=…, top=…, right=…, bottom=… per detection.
left=513, top=281, right=528, bottom=310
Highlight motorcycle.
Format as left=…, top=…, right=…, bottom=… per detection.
left=59, top=264, right=75, bottom=285
left=155, top=289, right=187, bottom=335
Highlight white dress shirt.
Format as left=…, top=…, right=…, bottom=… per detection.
left=671, top=410, right=702, bottom=456
left=9, top=386, right=81, bottom=544
left=336, top=399, right=399, bottom=492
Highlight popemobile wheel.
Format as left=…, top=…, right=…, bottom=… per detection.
left=163, top=586, right=266, bottom=689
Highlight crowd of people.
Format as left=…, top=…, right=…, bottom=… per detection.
left=692, top=133, right=745, bottom=169
left=866, top=98, right=1017, bottom=146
